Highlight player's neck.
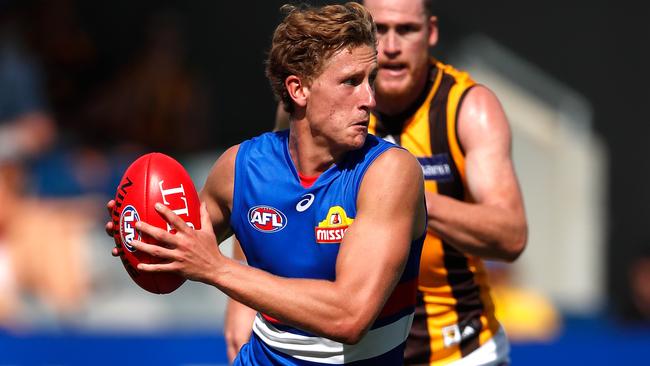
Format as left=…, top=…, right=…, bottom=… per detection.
left=288, top=120, right=340, bottom=177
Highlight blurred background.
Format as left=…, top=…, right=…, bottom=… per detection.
left=0, top=0, right=649, bottom=364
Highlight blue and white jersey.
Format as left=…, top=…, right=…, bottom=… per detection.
left=230, top=130, right=424, bottom=365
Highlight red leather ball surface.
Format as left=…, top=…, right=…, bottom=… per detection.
left=112, top=152, right=201, bottom=294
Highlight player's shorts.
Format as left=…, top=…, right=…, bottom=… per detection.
left=446, top=326, right=510, bottom=366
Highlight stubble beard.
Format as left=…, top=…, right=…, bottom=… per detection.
left=374, top=79, right=417, bottom=116
left=375, top=61, right=429, bottom=116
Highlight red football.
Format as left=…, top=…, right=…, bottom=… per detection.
left=111, top=152, right=201, bottom=294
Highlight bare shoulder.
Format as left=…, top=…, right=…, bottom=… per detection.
left=374, top=146, right=421, bottom=174
left=199, top=144, right=240, bottom=241
left=458, top=84, right=511, bottom=150
left=362, top=147, right=423, bottom=195
left=358, top=146, right=425, bottom=239
left=200, top=144, right=240, bottom=207
left=462, top=83, right=503, bottom=108
left=215, top=144, right=240, bottom=174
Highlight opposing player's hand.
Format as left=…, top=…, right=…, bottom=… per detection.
left=130, top=201, right=222, bottom=283
left=105, top=199, right=123, bottom=257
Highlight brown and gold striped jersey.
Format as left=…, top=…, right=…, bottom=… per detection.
left=369, top=59, right=501, bottom=365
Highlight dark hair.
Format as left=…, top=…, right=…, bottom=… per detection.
left=266, top=2, right=376, bottom=113
left=423, top=0, right=436, bottom=17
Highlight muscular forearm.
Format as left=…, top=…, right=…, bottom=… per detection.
left=210, top=258, right=380, bottom=344
left=426, top=193, right=527, bottom=261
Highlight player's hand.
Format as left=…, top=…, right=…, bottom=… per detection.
left=105, top=199, right=123, bottom=257
left=130, top=201, right=222, bottom=283
left=224, top=298, right=256, bottom=363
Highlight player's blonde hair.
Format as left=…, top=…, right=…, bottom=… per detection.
left=266, top=2, right=376, bottom=113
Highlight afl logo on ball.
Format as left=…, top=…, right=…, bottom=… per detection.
left=248, top=206, right=287, bottom=233
left=120, top=205, right=141, bottom=252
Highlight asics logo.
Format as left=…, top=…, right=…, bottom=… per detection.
left=296, top=194, right=315, bottom=212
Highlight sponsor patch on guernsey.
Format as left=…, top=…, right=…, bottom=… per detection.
left=248, top=205, right=287, bottom=233
left=417, top=154, right=454, bottom=182
left=314, top=206, right=354, bottom=244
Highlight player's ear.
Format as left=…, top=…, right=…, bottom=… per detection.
left=285, top=75, right=309, bottom=108
left=427, top=16, right=438, bottom=47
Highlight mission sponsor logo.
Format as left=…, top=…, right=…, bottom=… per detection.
left=119, top=205, right=141, bottom=252
left=314, top=206, right=354, bottom=244
left=417, top=154, right=454, bottom=182
left=248, top=205, right=287, bottom=233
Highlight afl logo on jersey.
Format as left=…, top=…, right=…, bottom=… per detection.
left=248, top=205, right=287, bottom=233
left=120, top=205, right=141, bottom=252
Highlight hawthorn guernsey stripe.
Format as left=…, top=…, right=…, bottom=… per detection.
left=230, top=131, right=425, bottom=365
left=369, top=59, right=503, bottom=365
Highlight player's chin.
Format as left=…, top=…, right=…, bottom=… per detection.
left=346, top=129, right=368, bottom=150
left=376, top=80, right=410, bottom=99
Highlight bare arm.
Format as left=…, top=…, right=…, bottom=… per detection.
left=132, top=147, right=425, bottom=344
left=223, top=237, right=255, bottom=363
left=425, top=85, right=527, bottom=262
left=199, top=145, right=239, bottom=243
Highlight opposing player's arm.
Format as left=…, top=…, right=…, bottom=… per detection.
left=199, top=145, right=239, bottom=243
left=425, top=85, right=527, bottom=261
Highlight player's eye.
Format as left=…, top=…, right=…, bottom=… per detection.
left=396, top=24, right=419, bottom=35
left=344, top=77, right=361, bottom=86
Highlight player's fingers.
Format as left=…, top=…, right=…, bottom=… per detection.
left=105, top=221, right=116, bottom=237
left=106, top=200, right=116, bottom=217
left=154, top=202, right=192, bottom=234
left=112, top=247, right=123, bottom=257
left=137, top=261, right=175, bottom=273
left=135, top=220, right=175, bottom=246
left=130, top=240, right=174, bottom=259
left=107, top=221, right=124, bottom=252
left=200, top=201, right=214, bottom=234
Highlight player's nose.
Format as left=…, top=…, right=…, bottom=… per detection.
left=359, top=80, right=376, bottom=110
left=382, top=30, right=401, bottom=57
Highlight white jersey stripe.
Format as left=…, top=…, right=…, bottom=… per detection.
left=447, top=327, right=510, bottom=366
left=252, top=312, right=414, bottom=364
